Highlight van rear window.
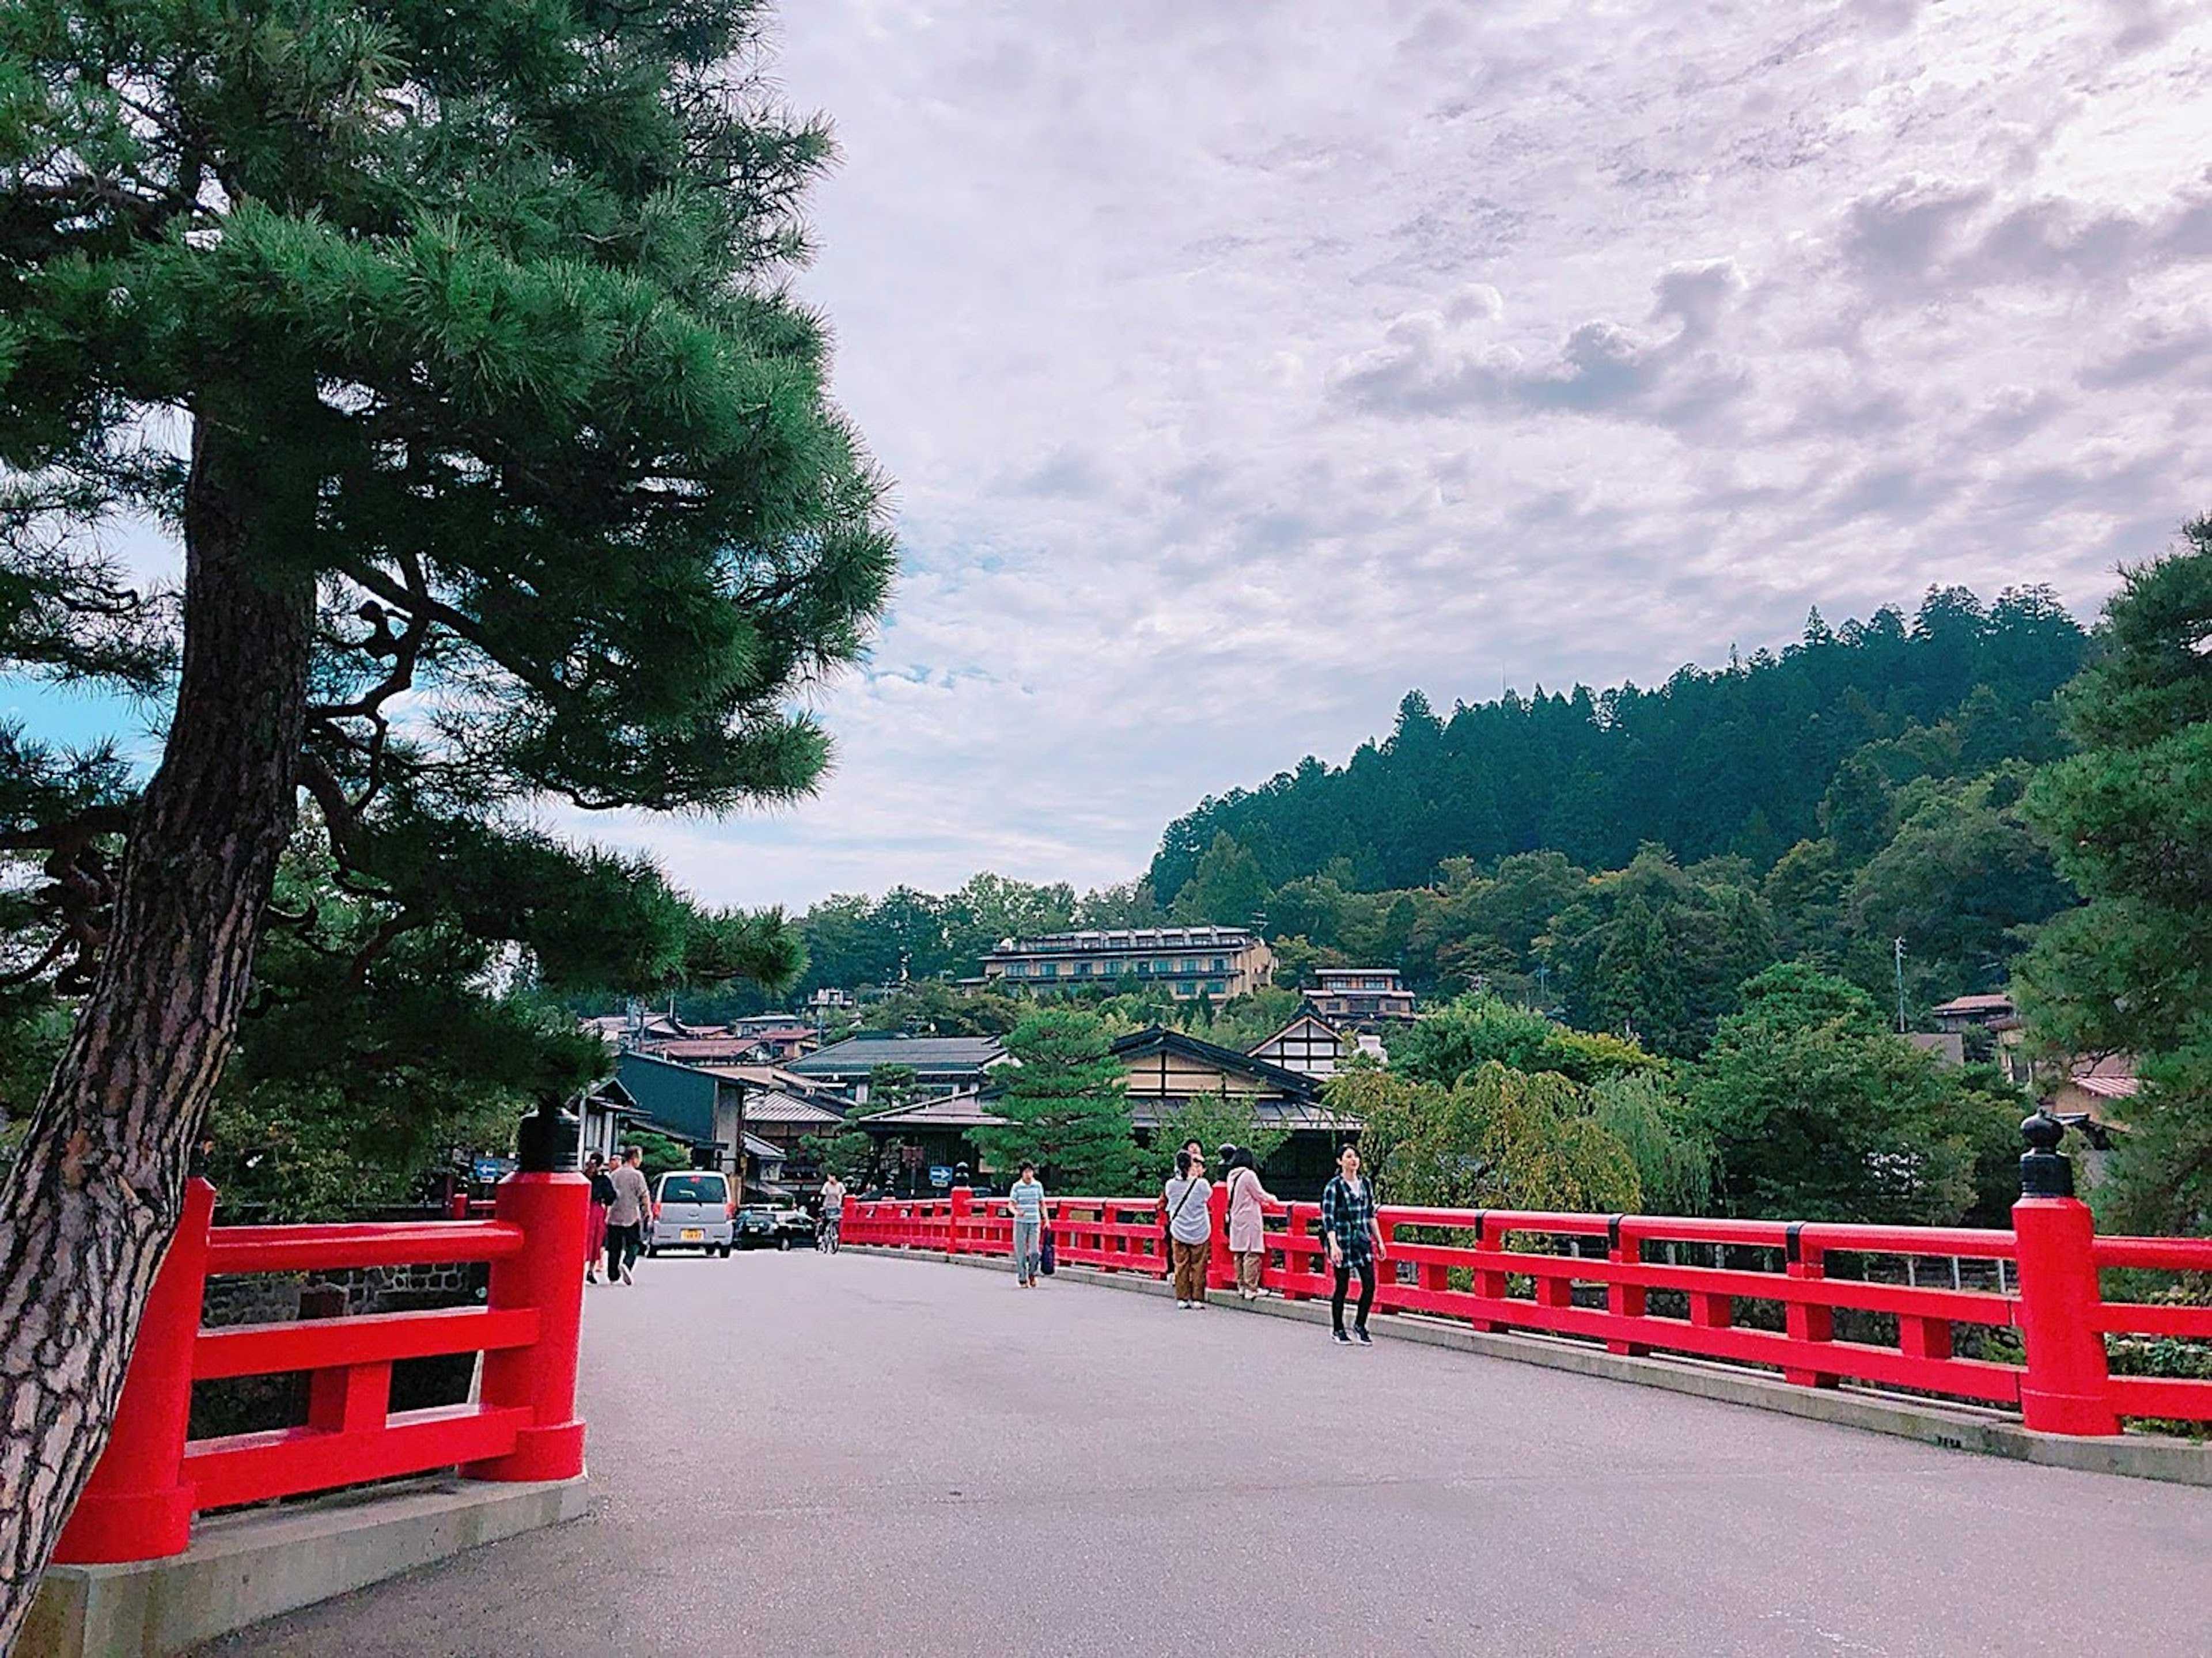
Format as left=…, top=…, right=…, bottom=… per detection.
left=659, top=1174, right=727, bottom=1204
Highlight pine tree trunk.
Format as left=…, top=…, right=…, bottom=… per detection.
left=0, top=413, right=313, bottom=1648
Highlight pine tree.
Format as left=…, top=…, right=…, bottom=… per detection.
left=973, top=1010, right=1141, bottom=1194
left=2017, top=518, right=2212, bottom=1230
left=0, top=1, right=889, bottom=1617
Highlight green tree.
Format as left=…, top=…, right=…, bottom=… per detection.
left=972, top=1010, right=1140, bottom=1193
left=1818, top=754, right=1898, bottom=863
left=1337, top=1063, right=1641, bottom=1213
left=1155, top=1091, right=1288, bottom=1175
left=1543, top=849, right=1776, bottom=1057
left=797, top=1121, right=877, bottom=1188
left=1691, top=965, right=2020, bottom=1224
left=2017, top=518, right=2212, bottom=1229
left=1171, top=830, right=1271, bottom=927
left=1586, top=1071, right=1716, bottom=1216
left=1388, top=993, right=1663, bottom=1088
left=1843, top=769, right=2073, bottom=1005
left=0, top=0, right=889, bottom=1613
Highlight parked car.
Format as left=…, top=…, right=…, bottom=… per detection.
left=734, top=1206, right=794, bottom=1251
left=646, top=1170, right=734, bottom=1257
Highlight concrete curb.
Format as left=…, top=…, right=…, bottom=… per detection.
left=844, top=1245, right=2212, bottom=1488
left=24, top=1474, right=590, bottom=1657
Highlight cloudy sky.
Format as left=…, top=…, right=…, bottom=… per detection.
left=12, top=1, right=2210, bottom=911
left=623, top=0, right=2205, bottom=910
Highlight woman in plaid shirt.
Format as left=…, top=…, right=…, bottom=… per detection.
left=1320, top=1143, right=1385, bottom=1345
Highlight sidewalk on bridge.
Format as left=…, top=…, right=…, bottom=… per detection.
left=846, top=1245, right=2212, bottom=1489
left=25, top=1475, right=588, bottom=1658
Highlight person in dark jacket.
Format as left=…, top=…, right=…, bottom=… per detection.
left=584, top=1151, right=615, bottom=1284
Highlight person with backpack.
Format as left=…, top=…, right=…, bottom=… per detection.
left=1162, top=1146, right=1213, bottom=1309
left=1321, top=1143, right=1386, bottom=1344
left=1223, top=1145, right=1278, bottom=1300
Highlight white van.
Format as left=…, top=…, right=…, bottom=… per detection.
left=646, top=1170, right=735, bottom=1257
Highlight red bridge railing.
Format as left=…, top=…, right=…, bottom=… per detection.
left=55, top=1171, right=589, bottom=1565
left=843, top=1186, right=2212, bottom=1437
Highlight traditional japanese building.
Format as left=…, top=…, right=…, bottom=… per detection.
left=1305, top=967, right=1417, bottom=1024
left=1247, top=1011, right=1386, bottom=1079
left=1110, top=1026, right=1359, bottom=1196
left=980, top=926, right=1275, bottom=1001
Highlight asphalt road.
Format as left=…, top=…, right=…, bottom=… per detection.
left=202, top=1250, right=2212, bottom=1657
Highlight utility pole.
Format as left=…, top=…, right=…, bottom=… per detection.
left=1893, top=937, right=1908, bottom=1034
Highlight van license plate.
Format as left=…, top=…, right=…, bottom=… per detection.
left=680, top=1227, right=704, bottom=1242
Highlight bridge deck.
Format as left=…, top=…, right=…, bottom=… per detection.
left=203, top=1251, right=2210, bottom=1656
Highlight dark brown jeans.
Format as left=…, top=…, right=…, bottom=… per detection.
left=1171, top=1238, right=1209, bottom=1303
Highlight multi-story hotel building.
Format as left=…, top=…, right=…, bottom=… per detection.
left=980, top=926, right=1275, bottom=1001
left=1306, top=966, right=1417, bottom=1024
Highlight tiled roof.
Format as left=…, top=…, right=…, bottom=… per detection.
left=987, top=926, right=1260, bottom=956
left=741, top=1091, right=847, bottom=1126
left=852, top=1090, right=1007, bottom=1129
left=786, top=1033, right=1007, bottom=1075
left=1931, top=994, right=2016, bottom=1015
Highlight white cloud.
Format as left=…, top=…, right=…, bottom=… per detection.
left=588, top=0, right=2212, bottom=908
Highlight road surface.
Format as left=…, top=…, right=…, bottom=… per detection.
left=202, top=1249, right=2212, bottom=1656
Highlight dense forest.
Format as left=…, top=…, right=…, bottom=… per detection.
left=752, top=585, right=2090, bottom=1060
left=1149, top=586, right=2086, bottom=894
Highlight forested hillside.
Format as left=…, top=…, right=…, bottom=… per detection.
left=1150, top=586, right=2085, bottom=896
left=1129, top=586, right=2089, bottom=1052
left=717, top=584, right=2092, bottom=1062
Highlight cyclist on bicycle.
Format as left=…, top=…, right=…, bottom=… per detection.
left=818, top=1173, right=848, bottom=1254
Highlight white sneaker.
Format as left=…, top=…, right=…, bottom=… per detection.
left=1176, top=1299, right=1191, bottom=1308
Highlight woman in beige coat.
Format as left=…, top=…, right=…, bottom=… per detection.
left=1224, top=1146, right=1277, bottom=1300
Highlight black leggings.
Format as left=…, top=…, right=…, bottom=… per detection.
left=1332, top=1257, right=1376, bottom=1333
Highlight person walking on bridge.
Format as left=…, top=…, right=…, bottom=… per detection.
left=1164, top=1147, right=1213, bottom=1309
left=583, top=1151, right=614, bottom=1284
left=1224, top=1146, right=1277, bottom=1301
left=1321, top=1143, right=1385, bottom=1345
left=1008, top=1162, right=1047, bottom=1287
left=604, top=1145, right=652, bottom=1285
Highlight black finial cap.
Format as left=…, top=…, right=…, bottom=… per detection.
left=516, top=1093, right=580, bottom=1173
left=2019, top=1107, right=2074, bottom=1198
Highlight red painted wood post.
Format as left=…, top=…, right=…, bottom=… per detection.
left=1605, top=1218, right=1647, bottom=1357
left=2013, top=1111, right=2119, bottom=1436
left=949, top=1187, right=972, bottom=1256
left=55, top=1178, right=217, bottom=1564
left=465, top=1170, right=589, bottom=1481
left=2014, top=1196, right=2118, bottom=1435
left=1470, top=1213, right=1507, bottom=1333
left=1783, top=1231, right=1838, bottom=1388
left=1207, top=1181, right=1234, bottom=1291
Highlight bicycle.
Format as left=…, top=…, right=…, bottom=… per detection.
left=816, top=1216, right=841, bottom=1255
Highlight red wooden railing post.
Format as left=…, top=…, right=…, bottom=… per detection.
left=55, top=1178, right=216, bottom=1564
left=949, top=1187, right=972, bottom=1255
left=465, top=1170, right=588, bottom=1481
left=1783, top=1231, right=1838, bottom=1388
left=2013, top=1111, right=2119, bottom=1436
left=2013, top=1195, right=2118, bottom=1436
left=1605, top=1218, right=1647, bottom=1357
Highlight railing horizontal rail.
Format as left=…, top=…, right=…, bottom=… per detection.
left=184, top=1403, right=532, bottom=1512
left=204, top=1220, right=526, bottom=1275
left=2092, top=1236, right=2212, bottom=1271
left=192, top=1307, right=543, bottom=1381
